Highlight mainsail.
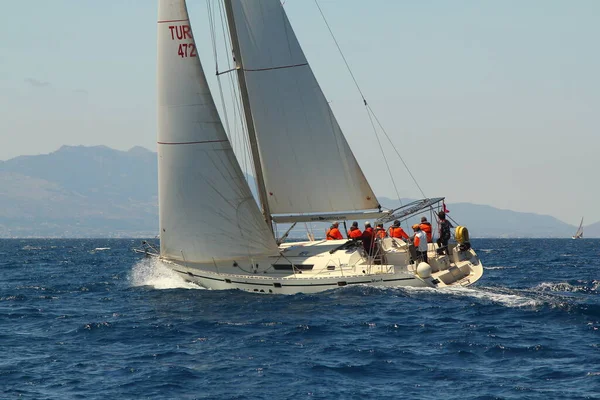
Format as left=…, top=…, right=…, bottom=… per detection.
left=157, top=0, right=279, bottom=262
left=226, top=0, right=380, bottom=217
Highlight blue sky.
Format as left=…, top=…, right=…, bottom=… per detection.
left=1, top=0, right=598, bottom=224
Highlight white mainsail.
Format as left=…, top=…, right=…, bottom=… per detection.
left=227, top=0, right=380, bottom=216
left=157, top=0, right=279, bottom=262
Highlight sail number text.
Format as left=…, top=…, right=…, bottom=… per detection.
left=169, top=25, right=196, bottom=58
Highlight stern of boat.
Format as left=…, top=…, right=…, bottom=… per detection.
left=426, top=244, right=483, bottom=287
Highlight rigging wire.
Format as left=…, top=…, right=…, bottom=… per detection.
left=314, top=0, right=427, bottom=202
left=366, top=104, right=427, bottom=199
left=207, top=1, right=233, bottom=144
left=217, top=0, right=256, bottom=183
left=207, top=0, right=256, bottom=181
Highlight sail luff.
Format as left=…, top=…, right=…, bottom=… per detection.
left=157, top=0, right=279, bottom=262
left=223, top=0, right=273, bottom=233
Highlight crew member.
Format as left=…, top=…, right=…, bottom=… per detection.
left=420, top=216, right=433, bottom=243
left=348, top=221, right=362, bottom=239
left=412, top=224, right=428, bottom=263
left=388, top=220, right=409, bottom=240
left=436, top=211, right=452, bottom=254
left=375, top=223, right=387, bottom=239
left=326, top=222, right=343, bottom=240
left=362, top=221, right=375, bottom=255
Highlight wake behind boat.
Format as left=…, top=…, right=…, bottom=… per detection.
left=142, top=0, right=484, bottom=294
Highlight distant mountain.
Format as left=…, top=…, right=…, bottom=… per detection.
left=0, top=145, right=157, bottom=237
left=0, top=145, right=594, bottom=238
left=582, top=221, right=600, bottom=238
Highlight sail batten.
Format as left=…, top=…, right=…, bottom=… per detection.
left=228, top=0, right=380, bottom=216
left=157, top=0, right=278, bottom=263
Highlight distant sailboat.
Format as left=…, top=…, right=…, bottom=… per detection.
left=572, top=217, right=584, bottom=239
left=143, top=0, right=484, bottom=294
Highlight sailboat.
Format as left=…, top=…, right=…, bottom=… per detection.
left=572, top=217, right=584, bottom=239
left=147, top=0, right=484, bottom=294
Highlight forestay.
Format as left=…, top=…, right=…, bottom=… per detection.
left=228, top=0, right=380, bottom=215
left=157, top=0, right=278, bottom=262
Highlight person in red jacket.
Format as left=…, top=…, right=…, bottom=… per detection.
left=412, top=223, right=428, bottom=263
left=374, top=223, right=386, bottom=239
left=347, top=221, right=362, bottom=239
left=420, top=216, right=433, bottom=243
left=388, top=220, right=409, bottom=240
left=362, top=221, right=375, bottom=255
left=326, top=222, right=343, bottom=240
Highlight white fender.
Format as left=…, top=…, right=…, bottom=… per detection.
left=416, top=262, right=432, bottom=279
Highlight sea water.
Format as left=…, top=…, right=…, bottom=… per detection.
left=1, top=238, right=598, bottom=399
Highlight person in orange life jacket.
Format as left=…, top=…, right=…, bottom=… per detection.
left=388, top=220, right=409, bottom=240
left=347, top=221, right=362, bottom=239
left=375, top=223, right=386, bottom=239
left=419, top=216, right=433, bottom=243
left=326, top=222, right=343, bottom=240
left=412, top=223, right=428, bottom=263
left=436, top=211, right=452, bottom=254
left=362, top=221, right=375, bottom=254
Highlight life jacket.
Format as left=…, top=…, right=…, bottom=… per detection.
left=326, top=227, right=343, bottom=240
left=388, top=226, right=409, bottom=239
left=375, top=227, right=386, bottom=239
left=348, top=227, right=362, bottom=239
left=420, top=222, right=433, bottom=243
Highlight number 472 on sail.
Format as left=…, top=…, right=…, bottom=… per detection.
left=178, top=43, right=196, bottom=58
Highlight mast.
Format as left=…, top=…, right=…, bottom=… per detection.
left=223, top=0, right=273, bottom=232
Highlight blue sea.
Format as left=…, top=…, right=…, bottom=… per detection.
left=1, top=239, right=599, bottom=399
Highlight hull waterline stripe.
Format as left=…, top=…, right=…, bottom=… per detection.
left=157, top=19, right=189, bottom=24
left=173, top=269, right=416, bottom=287
left=157, top=140, right=228, bottom=145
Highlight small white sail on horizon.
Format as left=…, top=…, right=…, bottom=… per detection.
left=572, top=217, right=584, bottom=239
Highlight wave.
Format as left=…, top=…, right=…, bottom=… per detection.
left=534, top=281, right=598, bottom=294
left=21, top=245, right=42, bottom=251
left=129, top=258, right=201, bottom=290
left=437, top=286, right=541, bottom=308
left=484, top=265, right=517, bottom=270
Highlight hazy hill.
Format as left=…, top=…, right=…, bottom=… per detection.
left=582, top=221, right=600, bottom=238
left=0, top=146, right=158, bottom=237
left=0, top=145, right=593, bottom=238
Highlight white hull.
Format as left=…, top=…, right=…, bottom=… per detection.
left=157, top=238, right=483, bottom=294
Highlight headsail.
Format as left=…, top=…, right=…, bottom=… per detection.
left=226, top=0, right=380, bottom=216
left=157, top=0, right=279, bottom=262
